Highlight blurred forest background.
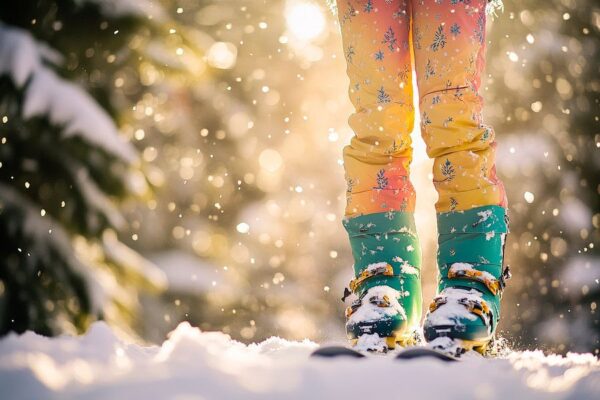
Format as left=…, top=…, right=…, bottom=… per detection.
left=0, top=0, right=597, bottom=355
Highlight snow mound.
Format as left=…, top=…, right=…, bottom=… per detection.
left=1, top=322, right=599, bottom=399
left=347, top=286, right=407, bottom=325
left=426, top=287, right=482, bottom=326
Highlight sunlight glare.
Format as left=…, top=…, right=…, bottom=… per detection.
left=285, top=1, right=325, bottom=41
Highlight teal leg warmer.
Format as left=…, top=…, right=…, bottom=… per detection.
left=342, top=210, right=422, bottom=339
left=424, top=205, right=510, bottom=343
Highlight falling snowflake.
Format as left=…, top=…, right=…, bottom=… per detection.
left=364, top=0, right=373, bottom=13
left=374, top=50, right=384, bottom=61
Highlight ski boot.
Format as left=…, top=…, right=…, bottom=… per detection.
left=423, top=205, right=511, bottom=357
left=342, top=210, right=422, bottom=352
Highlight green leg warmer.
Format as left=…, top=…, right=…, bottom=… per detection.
left=424, top=205, right=510, bottom=344
left=342, top=210, right=422, bottom=340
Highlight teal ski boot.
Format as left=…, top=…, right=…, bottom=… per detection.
left=342, top=210, right=422, bottom=352
left=423, top=205, right=511, bottom=356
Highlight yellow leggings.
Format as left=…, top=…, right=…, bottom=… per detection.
left=338, top=0, right=508, bottom=216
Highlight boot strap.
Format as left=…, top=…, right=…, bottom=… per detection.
left=345, top=293, right=391, bottom=319
left=429, top=295, right=493, bottom=327
left=446, top=263, right=511, bottom=297
left=341, top=263, right=398, bottom=302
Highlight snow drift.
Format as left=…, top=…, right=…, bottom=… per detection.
left=0, top=321, right=598, bottom=399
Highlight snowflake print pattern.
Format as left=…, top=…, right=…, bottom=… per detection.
left=384, top=139, right=403, bottom=155
left=400, top=198, right=408, bottom=212
left=376, top=86, right=391, bottom=104
left=474, top=10, right=485, bottom=44
left=422, top=111, right=432, bottom=126
left=431, top=24, right=447, bottom=51
left=449, top=197, right=458, bottom=211
left=413, top=26, right=423, bottom=50
left=385, top=209, right=396, bottom=220
left=450, top=23, right=461, bottom=36
left=397, top=64, right=410, bottom=82
left=425, top=59, right=435, bottom=79
left=441, top=159, right=456, bottom=182
left=340, top=1, right=357, bottom=26
left=374, top=169, right=389, bottom=190
left=345, top=45, right=355, bottom=63
left=382, top=27, right=397, bottom=52
left=481, top=127, right=491, bottom=142
left=346, top=177, right=356, bottom=194
left=335, top=0, right=506, bottom=216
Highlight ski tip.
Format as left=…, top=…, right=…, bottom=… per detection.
left=311, top=345, right=366, bottom=358
left=395, top=347, right=459, bottom=362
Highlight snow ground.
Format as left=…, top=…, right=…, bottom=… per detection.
left=0, top=322, right=598, bottom=400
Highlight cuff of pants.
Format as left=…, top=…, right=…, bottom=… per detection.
left=434, top=184, right=507, bottom=213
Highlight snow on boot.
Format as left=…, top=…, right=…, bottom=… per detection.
left=423, top=205, right=511, bottom=356
left=342, top=210, right=422, bottom=352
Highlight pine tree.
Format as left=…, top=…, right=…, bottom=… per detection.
left=0, top=0, right=182, bottom=337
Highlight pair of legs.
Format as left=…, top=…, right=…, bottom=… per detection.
left=337, top=0, right=509, bottom=353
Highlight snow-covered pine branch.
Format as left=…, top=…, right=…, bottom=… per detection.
left=0, top=23, right=137, bottom=163
left=0, top=5, right=169, bottom=337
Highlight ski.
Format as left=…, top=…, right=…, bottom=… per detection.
left=311, top=345, right=460, bottom=361
left=310, top=345, right=366, bottom=358
left=395, top=347, right=459, bottom=362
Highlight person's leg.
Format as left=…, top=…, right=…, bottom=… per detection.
left=411, top=0, right=510, bottom=352
left=336, top=0, right=422, bottom=350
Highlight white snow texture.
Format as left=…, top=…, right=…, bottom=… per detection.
left=0, top=321, right=598, bottom=399
left=83, top=0, right=166, bottom=20
left=347, top=286, right=407, bottom=325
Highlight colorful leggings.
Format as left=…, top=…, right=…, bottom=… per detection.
left=337, top=0, right=508, bottom=217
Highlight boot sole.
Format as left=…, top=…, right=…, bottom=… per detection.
left=349, top=330, right=420, bottom=351
left=424, top=324, right=493, bottom=355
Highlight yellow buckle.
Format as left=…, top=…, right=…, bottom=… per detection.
left=345, top=294, right=391, bottom=318
left=349, top=263, right=394, bottom=292
left=429, top=295, right=491, bottom=324
left=448, top=265, right=501, bottom=296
